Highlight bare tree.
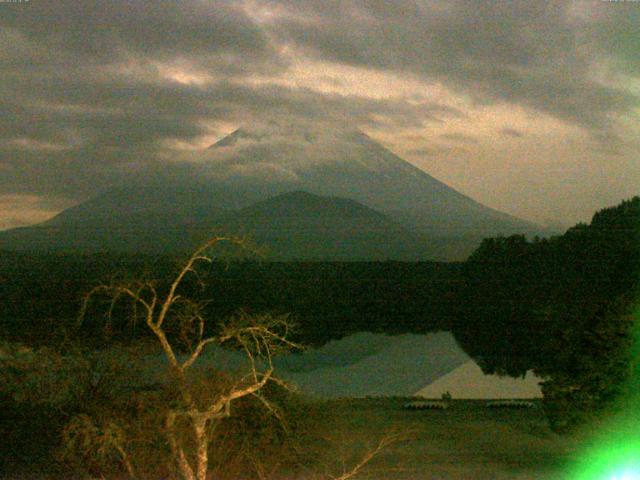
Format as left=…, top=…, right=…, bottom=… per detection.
left=78, top=237, right=298, bottom=480
left=300, top=425, right=413, bottom=480
left=326, top=429, right=407, bottom=480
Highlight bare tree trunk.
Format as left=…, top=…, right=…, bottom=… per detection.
left=167, top=412, right=196, bottom=480
left=194, top=416, right=209, bottom=480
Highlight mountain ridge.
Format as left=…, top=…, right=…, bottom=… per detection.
left=0, top=124, right=540, bottom=260
left=216, top=190, right=430, bottom=260
left=0, top=190, right=432, bottom=260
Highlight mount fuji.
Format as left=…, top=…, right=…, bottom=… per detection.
left=0, top=124, right=538, bottom=260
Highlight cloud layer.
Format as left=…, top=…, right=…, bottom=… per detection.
left=1, top=0, right=638, bottom=228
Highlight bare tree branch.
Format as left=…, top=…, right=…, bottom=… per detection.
left=156, top=237, right=235, bottom=329
left=181, top=337, right=218, bottom=371
left=77, top=237, right=297, bottom=480
left=166, top=411, right=196, bottom=480
left=329, top=429, right=409, bottom=480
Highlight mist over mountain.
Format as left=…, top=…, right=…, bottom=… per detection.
left=0, top=123, right=538, bottom=260
left=206, top=124, right=536, bottom=237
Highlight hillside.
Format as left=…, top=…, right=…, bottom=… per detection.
left=0, top=190, right=433, bottom=260
left=217, top=191, right=429, bottom=260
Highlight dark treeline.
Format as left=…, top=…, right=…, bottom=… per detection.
left=0, top=251, right=173, bottom=344
left=205, top=261, right=462, bottom=344
left=0, top=252, right=463, bottom=346
left=453, top=196, right=640, bottom=429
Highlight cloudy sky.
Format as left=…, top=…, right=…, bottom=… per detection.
left=1, top=0, right=638, bottom=230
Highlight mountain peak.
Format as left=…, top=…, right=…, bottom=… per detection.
left=211, top=127, right=266, bottom=148
left=203, top=123, right=536, bottom=237
left=210, top=122, right=367, bottom=150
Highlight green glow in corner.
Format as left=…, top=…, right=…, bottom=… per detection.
left=567, top=302, right=640, bottom=480
left=568, top=439, right=640, bottom=479
left=610, top=471, right=640, bottom=480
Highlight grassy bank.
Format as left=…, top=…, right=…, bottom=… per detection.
left=309, top=397, right=584, bottom=480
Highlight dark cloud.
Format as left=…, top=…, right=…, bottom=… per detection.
left=1, top=66, right=459, bottom=138
left=0, top=67, right=459, bottom=198
left=1, top=0, right=284, bottom=73
left=266, top=0, right=639, bottom=131
left=583, top=2, right=640, bottom=77
left=0, top=0, right=289, bottom=204
left=501, top=128, right=524, bottom=138
left=0, top=0, right=467, bottom=204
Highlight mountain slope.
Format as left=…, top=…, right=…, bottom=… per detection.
left=0, top=191, right=432, bottom=260
left=208, top=126, right=537, bottom=237
left=217, top=191, right=429, bottom=260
